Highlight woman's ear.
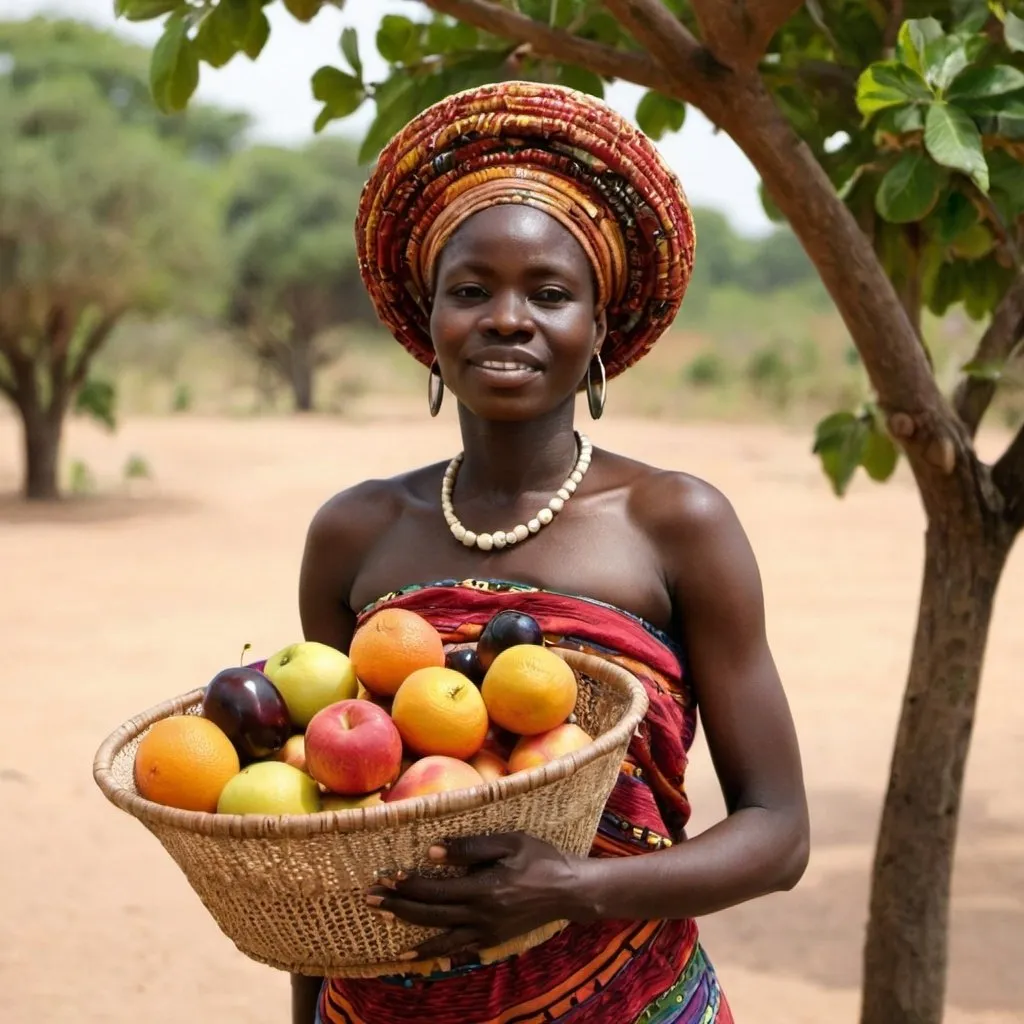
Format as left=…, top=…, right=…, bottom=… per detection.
left=594, top=309, right=608, bottom=354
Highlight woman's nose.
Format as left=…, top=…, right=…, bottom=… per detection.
left=481, top=290, right=534, bottom=337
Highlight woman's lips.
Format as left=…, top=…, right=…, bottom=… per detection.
left=469, top=360, right=542, bottom=388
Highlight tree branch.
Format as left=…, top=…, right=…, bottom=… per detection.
left=992, top=423, right=1024, bottom=532
left=69, top=313, right=120, bottom=391
left=414, top=0, right=674, bottom=94
left=690, top=0, right=803, bottom=70
left=952, top=271, right=1024, bottom=438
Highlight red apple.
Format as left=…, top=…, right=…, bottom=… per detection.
left=470, top=748, right=509, bottom=783
left=385, top=755, right=484, bottom=804
left=305, top=699, right=403, bottom=795
left=508, top=723, right=593, bottom=774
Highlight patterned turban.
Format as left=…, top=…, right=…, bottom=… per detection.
left=355, top=81, right=696, bottom=380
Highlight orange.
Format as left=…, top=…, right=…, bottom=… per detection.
left=391, top=666, right=489, bottom=759
left=349, top=608, right=445, bottom=696
left=481, top=645, right=578, bottom=736
left=134, top=715, right=240, bottom=813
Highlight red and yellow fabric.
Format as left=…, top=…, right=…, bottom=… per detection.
left=317, top=578, right=733, bottom=1024
left=355, top=82, right=696, bottom=381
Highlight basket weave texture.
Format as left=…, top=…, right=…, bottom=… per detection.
left=92, top=649, right=648, bottom=978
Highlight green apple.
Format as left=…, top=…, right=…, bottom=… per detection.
left=216, top=761, right=321, bottom=815
left=263, top=641, right=358, bottom=728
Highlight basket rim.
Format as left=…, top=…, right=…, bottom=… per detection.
left=92, top=649, right=649, bottom=840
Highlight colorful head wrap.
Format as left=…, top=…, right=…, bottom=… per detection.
left=355, top=81, right=696, bottom=380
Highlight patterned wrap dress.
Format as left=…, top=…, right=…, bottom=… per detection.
left=316, top=578, right=735, bottom=1024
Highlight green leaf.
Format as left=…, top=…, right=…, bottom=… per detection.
left=1005, top=11, right=1024, bottom=51
left=961, top=357, right=1005, bottom=380
left=281, top=0, right=322, bottom=23
left=635, top=90, right=686, bottom=141
left=861, top=426, right=900, bottom=482
left=377, top=14, right=421, bottom=64
left=933, top=189, right=981, bottom=244
left=875, top=151, right=945, bottom=222
left=120, top=0, right=181, bottom=22
left=950, top=220, right=994, bottom=258
left=856, top=61, right=932, bottom=118
left=812, top=411, right=869, bottom=497
left=948, top=65, right=1024, bottom=102
left=922, top=36, right=970, bottom=92
left=150, top=12, right=199, bottom=114
left=358, top=74, right=421, bottom=163
left=74, top=378, right=117, bottom=431
left=557, top=65, right=605, bottom=99
left=243, top=10, right=270, bottom=60
left=193, top=0, right=252, bottom=69
left=951, top=0, right=990, bottom=33
left=896, top=18, right=944, bottom=77
left=425, top=19, right=479, bottom=53
left=340, top=26, right=362, bottom=78
left=924, top=102, right=989, bottom=190
left=311, top=66, right=365, bottom=132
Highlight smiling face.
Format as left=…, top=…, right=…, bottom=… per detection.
left=428, top=205, right=607, bottom=422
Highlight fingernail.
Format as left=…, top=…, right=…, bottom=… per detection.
left=427, top=845, right=447, bottom=862
left=365, top=894, right=385, bottom=907
left=378, top=911, right=395, bottom=922
left=398, top=950, right=419, bottom=961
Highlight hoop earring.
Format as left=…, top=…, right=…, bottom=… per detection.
left=428, top=359, right=444, bottom=417
left=586, top=353, right=606, bottom=420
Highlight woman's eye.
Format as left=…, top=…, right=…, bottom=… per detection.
left=451, top=284, right=487, bottom=299
left=535, top=287, right=570, bottom=304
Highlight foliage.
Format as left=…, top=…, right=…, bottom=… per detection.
left=0, top=17, right=238, bottom=497
left=223, top=136, right=376, bottom=410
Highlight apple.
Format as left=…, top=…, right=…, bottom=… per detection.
left=263, top=641, right=358, bottom=728
left=508, top=723, right=593, bottom=774
left=321, top=790, right=384, bottom=811
left=304, top=699, right=403, bottom=795
left=470, top=748, right=509, bottom=784
left=272, top=734, right=307, bottom=772
left=385, top=755, right=484, bottom=804
left=216, top=761, right=321, bottom=815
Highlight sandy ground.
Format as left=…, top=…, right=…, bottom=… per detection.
left=1, top=408, right=1021, bottom=1024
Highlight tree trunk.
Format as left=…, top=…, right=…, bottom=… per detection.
left=860, top=509, right=1015, bottom=1024
left=19, top=399, right=64, bottom=501
left=289, top=338, right=315, bottom=412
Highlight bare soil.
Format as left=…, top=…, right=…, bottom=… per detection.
left=1, top=409, right=1020, bottom=1024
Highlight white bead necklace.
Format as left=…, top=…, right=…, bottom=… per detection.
left=441, top=433, right=593, bottom=552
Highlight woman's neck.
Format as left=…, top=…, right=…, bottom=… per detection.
left=453, top=400, right=581, bottom=502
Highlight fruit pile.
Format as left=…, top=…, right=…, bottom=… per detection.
left=132, top=608, right=594, bottom=816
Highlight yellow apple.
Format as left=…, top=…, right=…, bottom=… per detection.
left=263, top=641, right=358, bottom=728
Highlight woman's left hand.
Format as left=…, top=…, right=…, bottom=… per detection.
left=365, top=832, right=597, bottom=961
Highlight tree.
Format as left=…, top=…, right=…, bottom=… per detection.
left=0, top=17, right=241, bottom=499
left=224, top=137, right=374, bottom=411
left=118, top=2, right=1024, bottom=1022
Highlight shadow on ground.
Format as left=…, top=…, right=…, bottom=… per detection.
left=698, top=789, right=1023, bottom=1013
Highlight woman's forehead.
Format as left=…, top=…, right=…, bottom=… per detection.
left=440, top=206, right=590, bottom=264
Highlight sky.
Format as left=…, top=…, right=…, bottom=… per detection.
left=8, top=0, right=772, bottom=235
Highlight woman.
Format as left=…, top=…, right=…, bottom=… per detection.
left=295, top=82, right=808, bottom=1024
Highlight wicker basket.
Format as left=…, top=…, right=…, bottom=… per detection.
left=92, top=649, right=648, bottom=978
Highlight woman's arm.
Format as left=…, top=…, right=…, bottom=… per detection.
left=364, top=474, right=808, bottom=959
left=573, top=473, right=809, bottom=919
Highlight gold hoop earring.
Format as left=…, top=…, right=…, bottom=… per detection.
left=587, top=353, right=606, bottom=420
left=428, top=359, right=444, bottom=417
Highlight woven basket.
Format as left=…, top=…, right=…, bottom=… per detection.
left=92, top=649, right=648, bottom=978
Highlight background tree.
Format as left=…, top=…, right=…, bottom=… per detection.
left=118, top=2, right=1024, bottom=1022
left=0, top=17, right=241, bottom=499
left=224, top=137, right=374, bottom=411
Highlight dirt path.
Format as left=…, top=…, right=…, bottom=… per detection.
left=1, top=411, right=1020, bottom=1023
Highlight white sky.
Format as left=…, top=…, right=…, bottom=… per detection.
left=6, top=0, right=771, bottom=235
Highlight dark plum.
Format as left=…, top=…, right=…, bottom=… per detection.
left=476, top=610, right=544, bottom=672
left=445, top=646, right=485, bottom=685
left=202, top=666, right=292, bottom=761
